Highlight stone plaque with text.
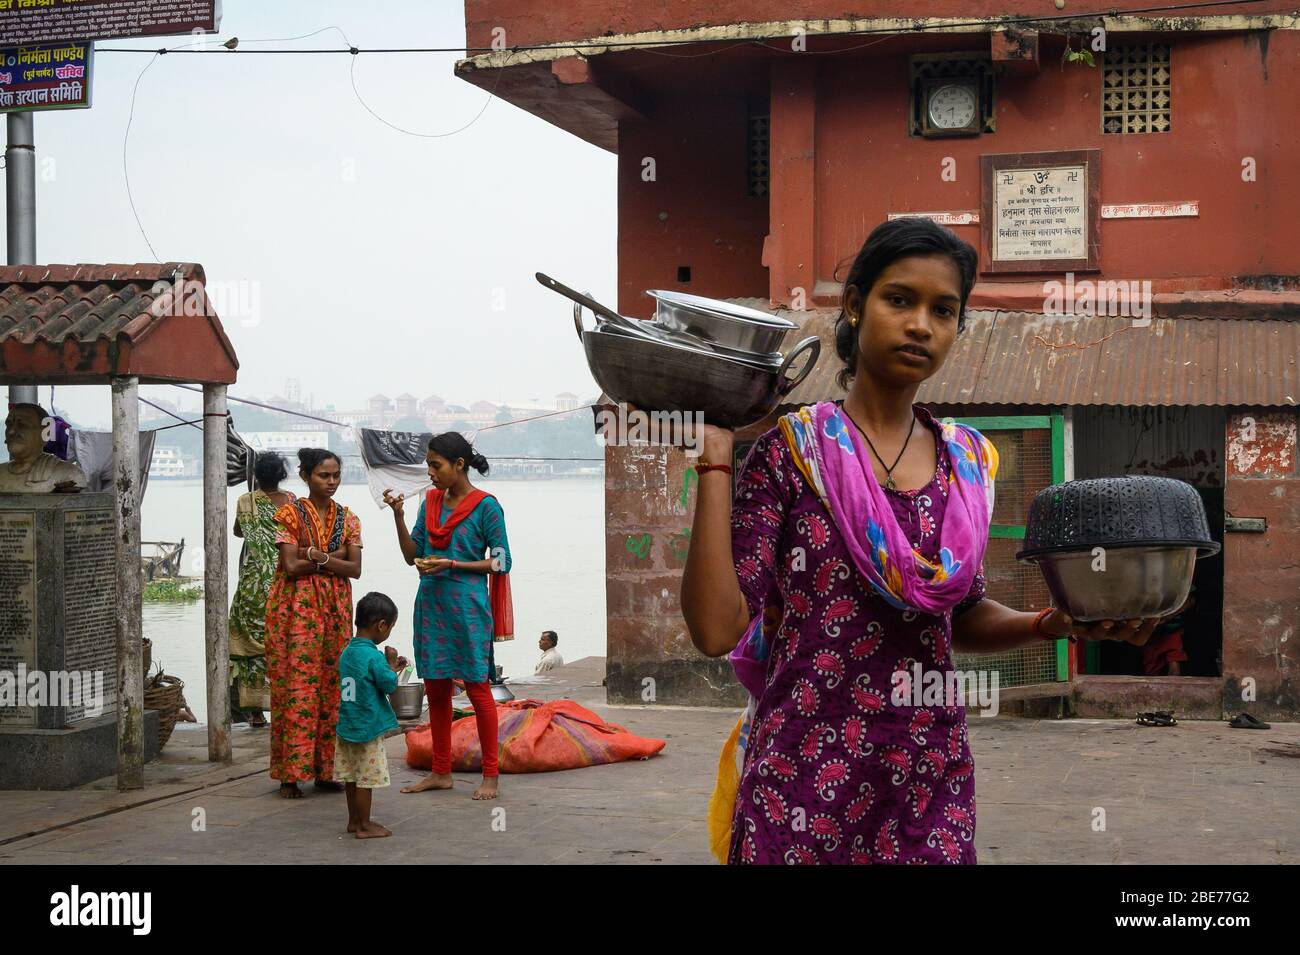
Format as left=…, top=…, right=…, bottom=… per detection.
left=981, top=149, right=1100, bottom=273
left=0, top=493, right=116, bottom=729
left=62, top=508, right=117, bottom=722
left=0, top=511, right=38, bottom=727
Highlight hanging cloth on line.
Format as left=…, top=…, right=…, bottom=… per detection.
left=66, top=429, right=158, bottom=499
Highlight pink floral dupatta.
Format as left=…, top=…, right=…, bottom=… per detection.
left=778, top=401, right=998, bottom=614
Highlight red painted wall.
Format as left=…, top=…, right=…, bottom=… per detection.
left=464, top=2, right=1298, bottom=51
left=812, top=33, right=1298, bottom=291
left=1223, top=411, right=1299, bottom=719
left=616, top=92, right=769, bottom=317
left=609, top=31, right=1300, bottom=313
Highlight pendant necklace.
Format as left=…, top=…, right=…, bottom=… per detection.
left=848, top=411, right=917, bottom=491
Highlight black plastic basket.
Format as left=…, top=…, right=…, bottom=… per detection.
left=1016, top=476, right=1221, bottom=561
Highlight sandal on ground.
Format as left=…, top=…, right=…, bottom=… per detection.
left=1136, top=711, right=1178, bottom=727
left=1228, top=712, right=1271, bottom=730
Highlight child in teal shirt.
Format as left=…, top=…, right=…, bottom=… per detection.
left=337, top=592, right=407, bottom=839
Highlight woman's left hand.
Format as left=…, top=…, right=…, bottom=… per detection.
left=1041, top=609, right=1162, bottom=646
left=416, top=557, right=453, bottom=575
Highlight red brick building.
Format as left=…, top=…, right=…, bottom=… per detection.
left=458, top=3, right=1300, bottom=718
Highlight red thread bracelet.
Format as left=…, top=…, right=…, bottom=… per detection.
left=695, top=463, right=732, bottom=476
left=1032, top=607, right=1055, bottom=640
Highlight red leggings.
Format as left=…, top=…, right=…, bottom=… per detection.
left=424, top=679, right=499, bottom=777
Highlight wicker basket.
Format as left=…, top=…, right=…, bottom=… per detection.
left=144, top=672, right=185, bottom=749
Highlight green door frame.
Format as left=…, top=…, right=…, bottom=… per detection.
left=948, top=412, right=1070, bottom=682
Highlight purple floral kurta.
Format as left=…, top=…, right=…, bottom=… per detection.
left=729, top=406, right=984, bottom=865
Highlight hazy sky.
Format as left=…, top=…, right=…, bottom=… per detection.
left=3, top=1, right=615, bottom=427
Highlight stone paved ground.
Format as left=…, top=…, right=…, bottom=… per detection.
left=1, top=657, right=1296, bottom=864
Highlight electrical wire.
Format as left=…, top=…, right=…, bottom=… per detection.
left=122, top=43, right=188, bottom=259
left=97, top=1, right=1277, bottom=57
left=120, top=25, right=510, bottom=257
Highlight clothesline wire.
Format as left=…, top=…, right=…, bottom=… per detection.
left=149, top=417, right=206, bottom=432
left=168, top=382, right=594, bottom=433
left=139, top=396, right=206, bottom=432
left=136, top=392, right=602, bottom=461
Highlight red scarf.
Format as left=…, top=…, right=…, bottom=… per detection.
left=426, top=488, right=514, bottom=641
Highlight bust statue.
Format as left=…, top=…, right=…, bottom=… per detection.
left=0, top=403, right=88, bottom=493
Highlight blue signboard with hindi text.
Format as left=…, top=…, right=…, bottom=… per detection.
left=0, top=41, right=93, bottom=113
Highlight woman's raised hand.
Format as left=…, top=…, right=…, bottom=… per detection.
left=699, top=423, right=736, bottom=465
left=382, top=488, right=405, bottom=516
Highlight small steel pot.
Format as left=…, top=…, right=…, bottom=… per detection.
left=647, top=289, right=795, bottom=356
left=388, top=682, right=426, bottom=721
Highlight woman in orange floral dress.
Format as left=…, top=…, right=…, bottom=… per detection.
left=265, top=448, right=363, bottom=799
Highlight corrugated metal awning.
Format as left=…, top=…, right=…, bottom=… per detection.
left=772, top=308, right=1300, bottom=408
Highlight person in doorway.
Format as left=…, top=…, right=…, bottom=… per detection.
left=265, top=448, right=363, bottom=799
left=535, top=631, right=564, bottom=674
left=383, top=432, right=512, bottom=801
left=336, top=592, right=407, bottom=839
left=0, top=404, right=87, bottom=493
left=228, top=452, right=295, bottom=728
left=1143, top=587, right=1195, bottom=676
left=682, top=218, right=1168, bottom=865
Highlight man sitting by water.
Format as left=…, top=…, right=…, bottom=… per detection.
left=535, top=630, right=564, bottom=674
left=0, top=404, right=87, bottom=493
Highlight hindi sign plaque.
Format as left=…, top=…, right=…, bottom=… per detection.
left=980, top=149, right=1100, bottom=273
left=0, top=0, right=221, bottom=47
left=0, top=41, right=93, bottom=113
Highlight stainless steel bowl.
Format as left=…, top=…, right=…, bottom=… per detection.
left=1029, top=545, right=1197, bottom=623
left=572, top=299, right=783, bottom=366
left=582, top=325, right=819, bottom=429
left=388, top=682, right=426, bottom=721
left=596, top=320, right=783, bottom=369
left=647, top=289, right=795, bottom=356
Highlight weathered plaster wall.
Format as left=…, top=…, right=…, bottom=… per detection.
left=1222, top=410, right=1300, bottom=719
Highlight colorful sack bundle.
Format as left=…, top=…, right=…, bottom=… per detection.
left=404, top=698, right=665, bottom=773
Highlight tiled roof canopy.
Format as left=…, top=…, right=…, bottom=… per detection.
left=0, top=263, right=238, bottom=385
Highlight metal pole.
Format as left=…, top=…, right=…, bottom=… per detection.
left=203, top=383, right=232, bottom=762
left=112, top=376, right=144, bottom=790
left=7, top=112, right=37, bottom=406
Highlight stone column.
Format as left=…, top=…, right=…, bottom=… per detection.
left=112, top=376, right=144, bottom=790
left=203, top=384, right=232, bottom=762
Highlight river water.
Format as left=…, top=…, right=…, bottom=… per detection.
left=140, top=478, right=607, bottom=717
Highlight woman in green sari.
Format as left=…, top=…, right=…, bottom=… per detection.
left=229, top=453, right=295, bottom=726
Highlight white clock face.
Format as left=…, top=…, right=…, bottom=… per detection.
left=928, top=84, right=978, bottom=130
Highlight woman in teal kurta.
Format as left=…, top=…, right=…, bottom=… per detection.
left=384, top=432, right=512, bottom=800
left=407, top=490, right=512, bottom=680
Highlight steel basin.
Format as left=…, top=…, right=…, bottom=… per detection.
left=1027, top=545, right=1198, bottom=623
left=388, top=682, right=426, bottom=721
left=583, top=326, right=819, bottom=430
